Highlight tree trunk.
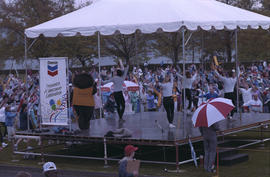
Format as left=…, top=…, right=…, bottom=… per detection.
left=173, top=47, right=179, bottom=66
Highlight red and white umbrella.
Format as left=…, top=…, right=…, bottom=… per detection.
left=192, top=98, right=235, bottom=127
left=101, top=81, right=139, bottom=92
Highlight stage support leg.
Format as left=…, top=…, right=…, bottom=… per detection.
left=11, top=136, right=19, bottom=162
left=40, top=137, right=45, bottom=164
left=175, top=143, right=179, bottom=172
left=162, top=147, right=166, bottom=162
left=103, top=138, right=109, bottom=167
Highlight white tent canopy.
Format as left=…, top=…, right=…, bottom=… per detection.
left=25, top=0, right=270, bottom=38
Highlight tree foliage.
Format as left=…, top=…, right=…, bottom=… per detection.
left=103, top=31, right=148, bottom=65
left=0, top=0, right=269, bottom=67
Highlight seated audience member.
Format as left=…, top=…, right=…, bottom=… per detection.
left=243, top=94, right=263, bottom=113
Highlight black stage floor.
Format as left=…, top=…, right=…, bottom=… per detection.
left=16, top=112, right=270, bottom=145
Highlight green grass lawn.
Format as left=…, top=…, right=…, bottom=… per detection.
left=0, top=127, right=269, bottom=177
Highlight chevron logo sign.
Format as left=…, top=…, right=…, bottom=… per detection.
left=48, top=61, right=58, bottom=77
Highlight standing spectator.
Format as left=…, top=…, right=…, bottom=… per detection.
left=0, top=104, right=8, bottom=149
left=146, top=90, right=156, bottom=111
left=263, top=88, right=270, bottom=113
left=200, top=123, right=219, bottom=173
left=5, top=105, right=17, bottom=142
left=43, top=162, right=58, bottom=177
left=130, top=91, right=139, bottom=113
left=94, top=90, right=103, bottom=119
left=119, top=145, right=139, bottom=177
left=139, top=87, right=147, bottom=112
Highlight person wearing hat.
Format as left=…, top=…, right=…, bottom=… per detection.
left=119, top=145, right=139, bottom=177
left=43, top=162, right=58, bottom=177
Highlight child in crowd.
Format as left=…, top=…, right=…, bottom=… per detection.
left=104, top=93, right=116, bottom=118
left=146, top=90, right=156, bottom=111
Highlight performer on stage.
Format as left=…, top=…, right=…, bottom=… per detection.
left=159, top=73, right=175, bottom=128
left=72, top=73, right=97, bottom=133
left=213, top=66, right=239, bottom=118
left=176, top=67, right=197, bottom=114
left=103, top=61, right=129, bottom=121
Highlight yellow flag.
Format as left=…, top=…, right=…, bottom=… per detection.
left=213, top=56, right=219, bottom=66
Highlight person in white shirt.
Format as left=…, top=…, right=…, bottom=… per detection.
left=103, top=64, right=129, bottom=121
left=176, top=68, right=197, bottom=113
left=214, top=67, right=239, bottom=118
left=239, top=84, right=252, bottom=112
left=160, top=73, right=175, bottom=128
left=94, top=90, right=103, bottom=119
left=243, top=94, right=263, bottom=113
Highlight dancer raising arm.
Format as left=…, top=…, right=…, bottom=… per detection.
left=103, top=61, right=129, bottom=122
left=159, top=71, right=175, bottom=128
left=213, top=65, right=239, bottom=118
left=176, top=66, right=197, bottom=114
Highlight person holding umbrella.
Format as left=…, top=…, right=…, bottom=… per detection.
left=192, top=97, right=235, bottom=173
left=200, top=123, right=219, bottom=173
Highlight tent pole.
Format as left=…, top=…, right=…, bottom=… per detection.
left=235, top=29, right=241, bottom=120
left=24, top=35, right=30, bottom=131
left=67, top=58, right=71, bottom=131
left=98, top=32, right=102, bottom=118
left=182, top=28, right=187, bottom=130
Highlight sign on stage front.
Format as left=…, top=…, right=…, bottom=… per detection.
left=40, top=57, right=68, bottom=125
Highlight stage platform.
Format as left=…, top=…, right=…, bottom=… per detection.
left=15, top=112, right=270, bottom=146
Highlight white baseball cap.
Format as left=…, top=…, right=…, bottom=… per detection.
left=43, top=162, right=57, bottom=173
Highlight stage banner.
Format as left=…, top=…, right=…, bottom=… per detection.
left=40, top=57, right=68, bottom=125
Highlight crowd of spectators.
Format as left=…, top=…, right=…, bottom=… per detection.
left=95, top=61, right=270, bottom=116
left=0, top=61, right=270, bottom=149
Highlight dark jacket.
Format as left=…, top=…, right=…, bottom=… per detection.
left=200, top=123, right=219, bottom=139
